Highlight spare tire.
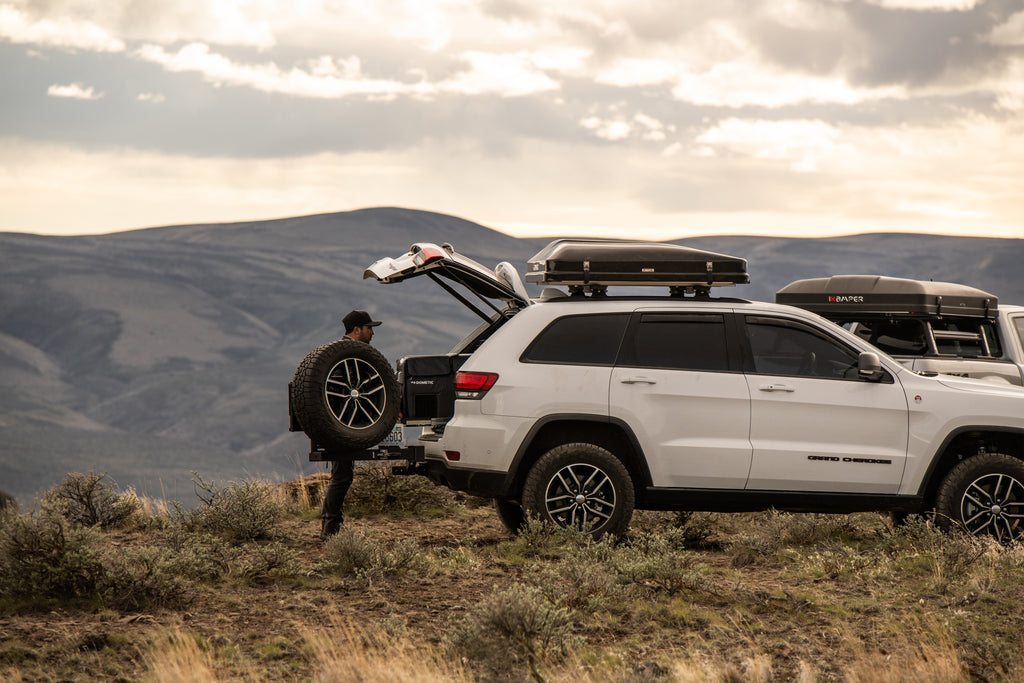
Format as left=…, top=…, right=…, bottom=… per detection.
left=291, top=339, right=400, bottom=451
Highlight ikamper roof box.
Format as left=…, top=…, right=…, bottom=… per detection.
left=525, top=239, right=749, bottom=289
left=776, top=275, right=997, bottom=319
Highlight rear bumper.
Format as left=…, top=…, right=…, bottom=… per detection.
left=423, top=458, right=509, bottom=498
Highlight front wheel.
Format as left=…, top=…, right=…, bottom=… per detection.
left=521, top=442, right=635, bottom=539
left=934, top=452, right=1024, bottom=543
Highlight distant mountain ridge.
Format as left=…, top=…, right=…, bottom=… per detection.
left=2, top=207, right=1022, bottom=503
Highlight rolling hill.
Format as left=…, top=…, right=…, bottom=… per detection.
left=1, top=207, right=1021, bottom=503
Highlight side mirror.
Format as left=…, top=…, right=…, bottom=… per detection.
left=858, top=351, right=884, bottom=381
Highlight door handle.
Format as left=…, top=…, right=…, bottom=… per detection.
left=621, top=376, right=657, bottom=385
left=759, top=383, right=794, bottom=392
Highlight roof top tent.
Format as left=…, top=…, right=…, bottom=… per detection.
left=776, top=275, right=1001, bottom=359
left=525, top=239, right=749, bottom=297
left=776, top=275, right=998, bottom=319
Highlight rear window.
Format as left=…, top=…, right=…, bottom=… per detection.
left=521, top=313, right=629, bottom=366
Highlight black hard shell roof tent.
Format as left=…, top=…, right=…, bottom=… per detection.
left=776, top=275, right=998, bottom=320
left=525, top=239, right=749, bottom=297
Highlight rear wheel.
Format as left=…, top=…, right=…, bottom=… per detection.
left=291, top=340, right=400, bottom=450
left=934, top=452, right=1024, bottom=543
left=521, top=442, right=634, bottom=538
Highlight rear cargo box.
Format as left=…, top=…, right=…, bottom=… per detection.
left=776, top=275, right=997, bottom=319
left=399, top=354, right=469, bottom=423
left=525, top=239, right=749, bottom=289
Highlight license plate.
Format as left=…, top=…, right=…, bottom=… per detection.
left=378, top=424, right=405, bottom=448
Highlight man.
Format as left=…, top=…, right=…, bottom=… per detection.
left=320, top=309, right=383, bottom=540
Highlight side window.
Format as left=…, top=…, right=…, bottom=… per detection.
left=746, top=317, right=860, bottom=379
left=521, top=313, right=629, bottom=366
left=619, top=313, right=730, bottom=371
left=1013, top=317, right=1024, bottom=354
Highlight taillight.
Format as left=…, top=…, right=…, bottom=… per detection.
left=412, top=245, right=446, bottom=266
left=454, top=371, right=499, bottom=399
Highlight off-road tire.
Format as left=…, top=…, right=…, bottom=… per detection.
left=521, top=442, right=634, bottom=539
left=494, top=497, right=526, bottom=534
left=934, top=452, right=1024, bottom=543
left=291, top=339, right=400, bottom=451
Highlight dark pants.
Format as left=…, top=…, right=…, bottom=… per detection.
left=320, top=459, right=354, bottom=539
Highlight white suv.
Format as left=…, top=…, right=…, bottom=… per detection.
left=293, top=240, right=1024, bottom=541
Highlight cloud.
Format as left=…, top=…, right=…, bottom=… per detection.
left=696, top=118, right=840, bottom=171
left=2, top=0, right=1024, bottom=241
left=47, top=82, right=102, bottom=99
left=594, top=58, right=680, bottom=87
left=440, top=51, right=560, bottom=96
left=987, top=10, right=1024, bottom=46
left=672, top=62, right=905, bottom=107
left=861, top=0, right=980, bottom=10
left=134, top=43, right=419, bottom=99
left=134, top=43, right=563, bottom=99
left=0, top=4, right=124, bottom=51
left=580, top=112, right=672, bottom=142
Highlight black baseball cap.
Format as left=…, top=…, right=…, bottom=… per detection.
left=343, top=310, right=382, bottom=330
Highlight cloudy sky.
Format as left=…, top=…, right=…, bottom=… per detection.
left=1, top=0, right=1023, bottom=239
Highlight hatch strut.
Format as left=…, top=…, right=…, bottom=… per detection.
left=427, top=272, right=503, bottom=322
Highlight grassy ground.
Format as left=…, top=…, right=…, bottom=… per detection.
left=2, top=467, right=1024, bottom=682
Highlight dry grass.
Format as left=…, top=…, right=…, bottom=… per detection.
left=5, top=472, right=1024, bottom=682
left=144, top=631, right=220, bottom=683
left=300, top=618, right=469, bottom=683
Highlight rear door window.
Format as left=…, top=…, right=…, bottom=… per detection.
left=521, top=313, right=629, bottom=366
left=618, top=313, right=730, bottom=371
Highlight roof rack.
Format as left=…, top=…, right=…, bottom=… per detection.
left=525, top=239, right=749, bottom=297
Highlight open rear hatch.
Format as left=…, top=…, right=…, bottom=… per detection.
left=365, top=242, right=530, bottom=316
left=365, top=243, right=531, bottom=425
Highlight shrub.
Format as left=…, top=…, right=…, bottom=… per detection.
left=671, top=511, right=719, bottom=548
left=0, top=507, right=195, bottom=611
left=613, top=532, right=707, bottom=595
left=345, top=465, right=457, bottom=516
left=726, top=511, right=866, bottom=566
left=279, top=473, right=329, bottom=511
left=536, top=552, right=621, bottom=611
left=179, top=474, right=282, bottom=542
left=447, top=583, right=580, bottom=681
left=504, top=514, right=595, bottom=560
left=0, top=491, right=17, bottom=514
left=0, top=508, right=105, bottom=605
left=101, top=546, right=191, bottom=610
left=882, top=515, right=987, bottom=592
left=320, top=528, right=424, bottom=583
left=43, top=471, right=142, bottom=529
left=235, top=541, right=303, bottom=582
left=160, top=529, right=234, bottom=582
